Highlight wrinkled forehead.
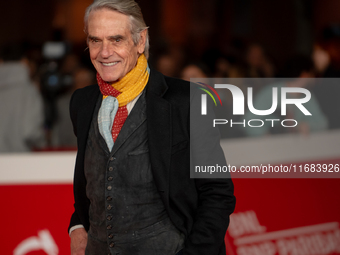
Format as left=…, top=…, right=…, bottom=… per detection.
left=88, top=7, right=132, bottom=32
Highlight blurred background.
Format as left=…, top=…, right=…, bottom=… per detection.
left=1, top=0, right=340, bottom=151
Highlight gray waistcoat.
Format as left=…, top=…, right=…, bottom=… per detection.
left=84, top=92, right=184, bottom=255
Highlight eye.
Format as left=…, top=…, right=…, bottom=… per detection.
left=115, top=38, right=121, bottom=43
left=89, top=38, right=99, bottom=43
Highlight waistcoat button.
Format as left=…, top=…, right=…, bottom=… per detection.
left=107, top=186, right=112, bottom=191
left=107, top=215, right=112, bottom=221
left=109, top=242, right=115, bottom=247
left=107, top=225, right=112, bottom=230
left=108, top=234, right=113, bottom=239
left=107, top=176, right=113, bottom=181
left=108, top=167, right=113, bottom=171
left=107, top=196, right=112, bottom=201
left=107, top=205, right=112, bottom=210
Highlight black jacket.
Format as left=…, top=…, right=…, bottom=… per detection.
left=68, top=69, right=236, bottom=255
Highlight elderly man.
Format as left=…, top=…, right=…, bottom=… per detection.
left=69, top=1, right=235, bottom=255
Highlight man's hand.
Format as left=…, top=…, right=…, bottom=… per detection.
left=70, top=228, right=88, bottom=255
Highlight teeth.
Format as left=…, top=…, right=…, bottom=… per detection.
left=102, top=62, right=118, bottom=66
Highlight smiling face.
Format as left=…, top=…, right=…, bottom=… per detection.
left=87, top=8, right=146, bottom=83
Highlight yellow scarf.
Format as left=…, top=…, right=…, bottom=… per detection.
left=102, top=53, right=149, bottom=107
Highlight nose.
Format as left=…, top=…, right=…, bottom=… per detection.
left=100, top=40, right=113, bottom=58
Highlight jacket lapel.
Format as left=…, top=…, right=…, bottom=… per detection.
left=146, top=70, right=171, bottom=210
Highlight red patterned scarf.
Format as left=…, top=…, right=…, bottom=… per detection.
left=97, top=54, right=149, bottom=143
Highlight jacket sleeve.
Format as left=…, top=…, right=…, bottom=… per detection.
left=183, top=179, right=235, bottom=255
left=68, top=89, right=90, bottom=233
left=184, top=87, right=236, bottom=255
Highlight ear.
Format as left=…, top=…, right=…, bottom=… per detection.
left=137, top=29, right=147, bottom=54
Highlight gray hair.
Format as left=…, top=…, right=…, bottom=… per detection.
left=84, top=0, right=150, bottom=59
